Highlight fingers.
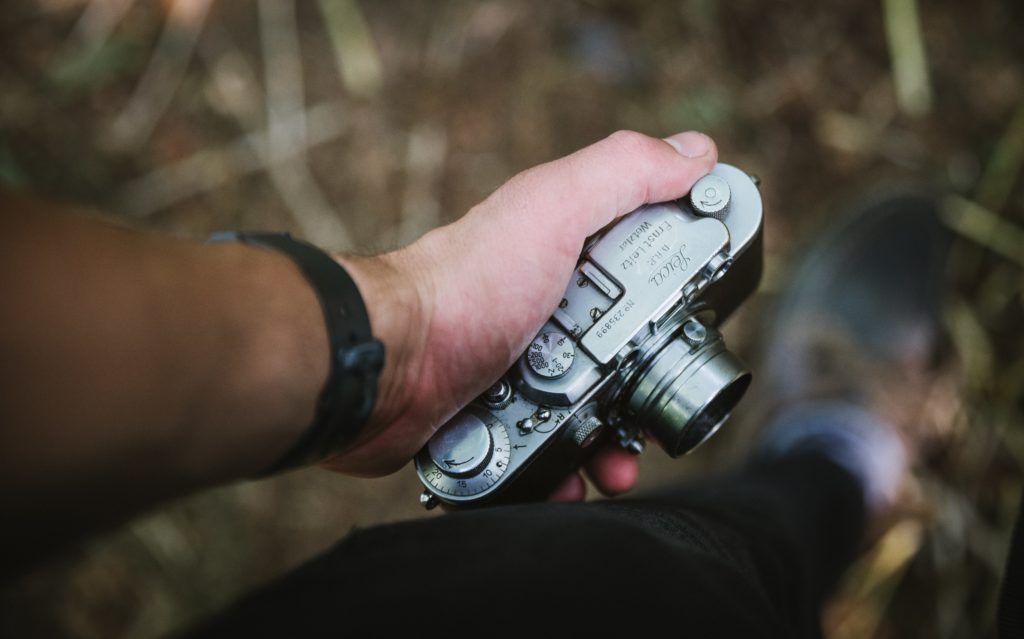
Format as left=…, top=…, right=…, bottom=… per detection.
left=585, top=445, right=639, bottom=496
left=504, top=130, right=718, bottom=237
left=547, top=445, right=640, bottom=503
left=548, top=473, right=587, bottom=502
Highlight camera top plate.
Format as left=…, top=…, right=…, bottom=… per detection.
left=573, top=164, right=762, bottom=364
left=581, top=211, right=728, bottom=363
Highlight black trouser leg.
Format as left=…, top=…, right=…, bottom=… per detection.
left=192, top=452, right=865, bottom=638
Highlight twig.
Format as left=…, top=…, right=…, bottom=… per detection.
left=396, top=122, right=448, bottom=246
left=63, top=0, right=136, bottom=52
left=975, top=101, right=1024, bottom=213
left=941, top=195, right=1024, bottom=269
left=883, top=0, right=933, bottom=117
left=197, top=24, right=264, bottom=130
left=115, top=101, right=348, bottom=217
left=814, top=110, right=922, bottom=166
left=945, top=297, right=994, bottom=395
left=258, top=0, right=352, bottom=250
left=105, top=0, right=213, bottom=152
left=949, top=102, right=1024, bottom=280
left=316, top=0, right=383, bottom=99
left=829, top=521, right=924, bottom=639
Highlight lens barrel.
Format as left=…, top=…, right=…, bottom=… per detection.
left=626, top=325, right=751, bottom=457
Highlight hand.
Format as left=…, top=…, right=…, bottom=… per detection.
left=327, top=130, right=719, bottom=499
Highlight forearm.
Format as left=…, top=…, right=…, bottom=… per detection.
left=0, top=195, right=332, bottom=551
left=0, top=128, right=718, bottom=566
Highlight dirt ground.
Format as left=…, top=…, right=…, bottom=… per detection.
left=1, top=1, right=1022, bottom=637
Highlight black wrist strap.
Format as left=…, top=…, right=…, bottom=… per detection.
left=210, top=232, right=385, bottom=474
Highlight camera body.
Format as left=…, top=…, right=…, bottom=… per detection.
left=415, top=163, right=763, bottom=508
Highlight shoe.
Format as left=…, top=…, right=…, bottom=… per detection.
left=751, top=191, right=958, bottom=514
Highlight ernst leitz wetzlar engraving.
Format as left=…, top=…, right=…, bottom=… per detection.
left=416, top=163, right=764, bottom=509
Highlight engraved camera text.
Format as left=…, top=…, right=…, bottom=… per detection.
left=648, top=247, right=692, bottom=287
left=617, top=219, right=675, bottom=272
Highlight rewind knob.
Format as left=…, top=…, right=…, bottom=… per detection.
left=689, top=174, right=731, bottom=221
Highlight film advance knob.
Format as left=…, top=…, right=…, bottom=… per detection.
left=427, top=412, right=494, bottom=477
left=526, top=331, right=576, bottom=379
left=689, top=174, right=731, bottom=221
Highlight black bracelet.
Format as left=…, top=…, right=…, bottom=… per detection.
left=209, top=232, right=385, bottom=474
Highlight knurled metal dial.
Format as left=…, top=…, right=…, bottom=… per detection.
left=689, top=174, right=731, bottom=220
left=482, top=378, right=514, bottom=409
left=526, top=330, right=576, bottom=379
left=572, top=416, right=605, bottom=448
left=416, top=409, right=511, bottom=501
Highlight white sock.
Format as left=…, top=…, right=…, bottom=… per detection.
left=759, top=401, right=907, bottom=516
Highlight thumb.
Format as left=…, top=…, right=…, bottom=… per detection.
left=497, top=130, right=718, bottom=237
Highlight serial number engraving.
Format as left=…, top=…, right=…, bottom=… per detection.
left=592, top=297, right=637, bottom=340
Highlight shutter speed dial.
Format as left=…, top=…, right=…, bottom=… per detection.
left=416, top=409, right=511, bottom=500
left=526, top=331, right=576, bottom=379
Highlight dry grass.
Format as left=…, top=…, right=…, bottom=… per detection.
left=0, top=1, right=1021, bottom=637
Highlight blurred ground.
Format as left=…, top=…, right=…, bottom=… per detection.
left=0, top=1, right=1022, bottom=637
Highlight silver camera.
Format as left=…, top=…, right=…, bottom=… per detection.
left=415, top=163, right=763, bottom=508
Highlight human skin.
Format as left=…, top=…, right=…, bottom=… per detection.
left=327, top=130, right=719, bottom=498
left=0, top=130, right=717, bottom=566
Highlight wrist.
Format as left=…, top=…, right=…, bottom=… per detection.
left=335, top=248, right=431, bottom=445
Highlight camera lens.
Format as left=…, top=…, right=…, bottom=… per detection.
left=625, top=323, right=751, bottom=457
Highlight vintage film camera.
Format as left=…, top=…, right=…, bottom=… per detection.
left=415, top=163, right=763, bottom=508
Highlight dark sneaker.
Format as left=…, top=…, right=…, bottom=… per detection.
left=751, top=192, right=958, bottom=514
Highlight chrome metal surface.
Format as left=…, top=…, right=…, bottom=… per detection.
left=572, top=416, right=605, bottom=448
left=582, top=206, right=729, bottom=364
left=626, top=332, right=751, bottom=457
left=415, top=163, right=763, bottom=507
left=689, top=174, right=731, bottom=220
left=682, top=318, right=707, bottom=346
left=416, top=408, right=511, bottom=502
left=419, top=491, right=439, bottom=510
left=526, top=330, right=576, bottom=379
left=427, top=411, right=493, bottom=477
left=483, top=379, right=513, bottom=409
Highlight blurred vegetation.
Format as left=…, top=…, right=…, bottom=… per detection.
left=1, top=1, right=1022, bottom=637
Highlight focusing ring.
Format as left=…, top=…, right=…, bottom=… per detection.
left=616, top=312, right=751, bottom=457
